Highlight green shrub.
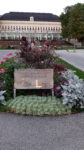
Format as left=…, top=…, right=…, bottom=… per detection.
left=19, top=37, right=54, bottom=68
left=7, top=95, right=71, bottom=115
left=0, top=57, right=28, bottom=100
left=0, top=38, right=67, bottom=100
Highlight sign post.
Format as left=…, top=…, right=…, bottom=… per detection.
left=14, top=69, right=54, bottom=98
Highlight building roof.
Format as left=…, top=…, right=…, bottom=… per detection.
left=0, top=12, right=60, bottom=22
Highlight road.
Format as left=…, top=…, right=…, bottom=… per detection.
left=0, top=112, right=84, bottom=150
left=56, top=50, right=84, bottom=71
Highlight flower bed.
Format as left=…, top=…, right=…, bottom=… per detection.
left=0, top=37, right=84, bottom=115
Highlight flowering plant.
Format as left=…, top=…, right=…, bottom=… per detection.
left=19, top=37, right=54, bottom=68
left=0, top=69, right=5, bottom=74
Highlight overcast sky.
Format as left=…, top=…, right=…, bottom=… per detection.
left=0, top=0, right=83, bottom=16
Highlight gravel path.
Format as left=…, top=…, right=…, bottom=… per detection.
left=0, top=112, right=84, bottom=150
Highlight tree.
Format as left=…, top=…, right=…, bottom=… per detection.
left=60, top=6, right=71, bottom=39
left=60, top=3, right=84, bottom=42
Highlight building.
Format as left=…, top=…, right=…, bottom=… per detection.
left=0, top=12, right=61, bottom=40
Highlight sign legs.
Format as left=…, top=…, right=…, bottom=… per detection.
left=14, top=88, right=16, bottom=99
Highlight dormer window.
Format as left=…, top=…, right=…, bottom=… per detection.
left=30, top=16, right=34, bottom=21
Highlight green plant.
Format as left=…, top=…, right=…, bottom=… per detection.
left=19, top=37, right=54, bottom=68
left=0, top=90, right=6, bottom=105
left=0, top=105, right=9, bottom=112
left=0, top=57, right=28, bottom=100
left=7, top=95, right=71, bottom=115
left=61, top=70, right=84, bottom=109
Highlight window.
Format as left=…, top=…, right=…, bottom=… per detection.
left=59, top=27, right=61, bottom=31
left=30, top=16, right=34, bottom=21
left=22, top=26, right=24, bottom=30
left=16, top=26, right=18, bottom=30
left=46, top=27, right=48, bottom=30
left=51, top=27, right=52, bottom=31
left=11, top=26, right=12, bottom=30
left=2, top=26, right=4, bottom=29
left=24, top=26, right=26, bottom=30
left=56, top=28, right=58, bottom=31
left=8, top=26, right=10, bottom=30
left=19, top=26, right=21, bottom=30
left=13, top=26, right=15, bottom=30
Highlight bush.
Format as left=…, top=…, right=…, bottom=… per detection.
left=0, top=77, right=5, bottom=90
left=19, top=37, right=55, bottom=68
left=0, top=56, right=28, bottom=100
left=0, top=90, right=6, bottom=105
left=7, top=96, right=71, bottom=115
left=61, top=70, right=84, bottom=109
left=19, top=37, right=67, bottom=96
left=0, top=38, right=67, bottom=100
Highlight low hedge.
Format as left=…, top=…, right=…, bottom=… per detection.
left=7, top=95, right=71, bottom=115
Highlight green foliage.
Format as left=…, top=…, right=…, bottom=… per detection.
left=0, top=57, right=28, bottom=100
left=7, top=96, right=71, bottom=115
left=60, top=7, right=71, bottom=38
left=0, top=45, right=66, bottom=100
left=0, top=105, right=9, bottom=112
left=68, top=3, right=84, bottom=40
left=60, top=3, right=84, bottom=41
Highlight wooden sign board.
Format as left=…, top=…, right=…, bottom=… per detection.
left=14, top=69, right=54, bottom=89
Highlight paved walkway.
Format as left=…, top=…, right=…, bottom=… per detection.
left=0, top=112, right=84, bottom=150
left=55, top=50, right=84, bottom=71
left=0, top=50, right=17, bottom=61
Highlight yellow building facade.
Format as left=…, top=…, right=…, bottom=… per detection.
left=0, top=12, right=61, bottom=40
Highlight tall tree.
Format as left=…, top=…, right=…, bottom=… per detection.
left=60, top=3, right=84, bottom=42
left=60, top=6, right=71, bottom=39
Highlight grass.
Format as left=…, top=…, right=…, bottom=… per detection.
left=55, top=46, right=84, bottom=50
left=56, top=57, right=84, bottom=79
